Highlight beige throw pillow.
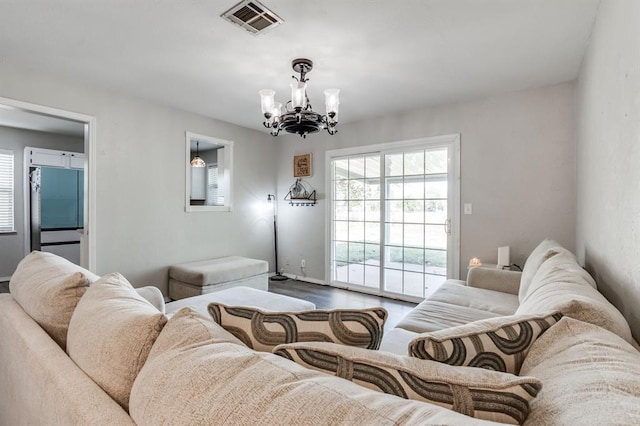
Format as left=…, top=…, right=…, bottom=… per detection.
left=67, top=272, right=167, bottom=410
left=208, top=303, right=387, bottom=351
left=9, top=251, right=99, bottom=350
left=274, top=341, right=541, bottom=425
left=408, top=312, right=563, bottom=374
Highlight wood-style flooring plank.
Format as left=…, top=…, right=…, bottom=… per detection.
left=269, top=279, right=417, bottom=332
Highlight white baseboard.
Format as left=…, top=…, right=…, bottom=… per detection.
left=282, top=273, right=328, bottom=286
left=0, top=276, right=11, bottom=283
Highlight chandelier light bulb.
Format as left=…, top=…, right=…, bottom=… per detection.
left=324, top=88, right=340, bottom=119
left=290, top=81, right=307, bottom=111
left=259, top=89, right=276, bottom=118
left=272, top=102, right=282, bottom=122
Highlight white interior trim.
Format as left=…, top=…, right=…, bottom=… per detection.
left=184, top=131, right=234, bottom=213
left=0, top=96, right=97, bottom=271
left=324, top=133, right=461, bottom=301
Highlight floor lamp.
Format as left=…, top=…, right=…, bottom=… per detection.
left=267, top=194, right=288, bottom=281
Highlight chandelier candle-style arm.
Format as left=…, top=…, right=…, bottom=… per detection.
left=258, top=58, right=340, bottom=138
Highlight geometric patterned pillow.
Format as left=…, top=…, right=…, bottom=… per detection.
left=274, top=341, right=542, bottom=425
left=207, top=303, right=387, bottom=352
left=409, top=312, right=563, bottom=375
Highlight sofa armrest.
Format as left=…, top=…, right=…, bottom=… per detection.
left=466, top=267, right=522, bottom=295
left=135, top=286, right=165, bottom=313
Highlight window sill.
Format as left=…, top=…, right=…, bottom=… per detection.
left=0, top=230, right=17, bottom=235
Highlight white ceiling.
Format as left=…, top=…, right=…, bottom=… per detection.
left=0, top=0, right=600, bottom=133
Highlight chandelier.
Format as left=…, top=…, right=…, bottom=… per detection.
left=259, top=58, right=339, bottom=138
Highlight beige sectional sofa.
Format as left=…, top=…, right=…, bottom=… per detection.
left=1, top=242, right=640, bottom=425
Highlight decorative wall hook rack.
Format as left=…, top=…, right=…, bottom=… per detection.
left=285, top=178, right=317, bottom=206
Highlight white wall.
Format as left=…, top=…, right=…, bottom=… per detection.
left=575, top=0, right=640, bottom=341
left=0, top=64, right=277, bottom=295
left=0, top=127, right=83, bottom=277
left=275, top=83, right=576, bottom=282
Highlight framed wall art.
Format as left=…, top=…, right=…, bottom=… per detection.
left=293, top=153, right=312, bottom=177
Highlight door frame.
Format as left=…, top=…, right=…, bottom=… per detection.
left=324, top=134, right=461, bottom=302
left=0, top=96, right=97, bottom=271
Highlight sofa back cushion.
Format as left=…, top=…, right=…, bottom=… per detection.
left=274, top=341, right=541, bottom=425
left=516, top=280, right=634, bottom=345
left=208, top=303, right=387, bottom=351
left=520, top=317, right=640, bottom=425
left=67, top=272, right=167, bottom=411
left=524, top=249, right=597, bottom=297
left=9, top=251, right=99, bottom=350
left=517, top=240, right=634, bottom=345
left=518, top=239, right=565, bottom=302
left=130, top=307, right=494, bottom=426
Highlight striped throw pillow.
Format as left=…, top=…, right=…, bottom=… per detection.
left=207, top=303, right=387, bottom=351
left=409, top=312, right=563, bottom=374
left=274, top=341, right=541, bottom=425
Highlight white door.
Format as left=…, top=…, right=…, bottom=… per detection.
left=327, top=135, right=460, bottom=302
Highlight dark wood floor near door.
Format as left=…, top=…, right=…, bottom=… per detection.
left=0, top=282, right=8, bottom=293
left=269, top=279, right=417, bottom=332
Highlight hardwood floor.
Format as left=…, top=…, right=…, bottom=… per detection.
left=269, top=279, right=417, bottom=332
left=0, top=281, right=8, bottom=293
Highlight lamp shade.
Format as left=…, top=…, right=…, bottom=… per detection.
left=259, top=89, right=276, bottom=117
left=190, top=141, right=206, bottom=167
left=290, top=81, right=307, bottom=111
left=324, top=88, right=340, bottom=118
left=190, top=156, right=205, bottom=167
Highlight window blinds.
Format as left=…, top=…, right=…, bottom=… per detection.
left=0, top=149, right=14, bottom=232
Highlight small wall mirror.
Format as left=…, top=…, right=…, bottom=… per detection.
left=185, top=131, right=233, bottom=212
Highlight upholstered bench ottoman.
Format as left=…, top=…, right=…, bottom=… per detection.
left=165, top=286, right=316, bottom=317
left=169, top=256, right=269, bottom=300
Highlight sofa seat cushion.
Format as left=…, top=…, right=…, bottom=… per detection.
left=408, top=312, right=563, bottom=374
left=208, top=303, right=387, bottom=351
left=130, top=307, right=497, bottom=426
left=67, top=272, right=167, bottom=411
left=395, top=282, right=519, bottom=333
left=274, top=342, right=542, bottom=425
left=520, top=317, right=640, bottom=426
left=9, top=251, right=99, bottom=350
left=380, top=328, right=420, bottom=355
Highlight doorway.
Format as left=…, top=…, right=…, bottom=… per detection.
left=0, top=96, right=96, bottom=270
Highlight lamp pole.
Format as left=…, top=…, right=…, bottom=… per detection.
left=268, top=194, right=288, bottom=281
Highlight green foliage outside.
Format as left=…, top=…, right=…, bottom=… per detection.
left=334, top=243, right=446, bottom=268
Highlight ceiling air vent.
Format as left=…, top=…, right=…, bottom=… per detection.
left=221, top=0, right=283, bottom=35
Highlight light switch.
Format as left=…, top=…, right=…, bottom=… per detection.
left=464, top=203, right=473, bottom=215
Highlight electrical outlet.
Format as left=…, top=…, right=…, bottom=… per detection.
left=301, top=259, right=306, bottom=268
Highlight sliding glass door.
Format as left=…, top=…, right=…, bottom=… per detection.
left=328, top=135, right=459, bottom=302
